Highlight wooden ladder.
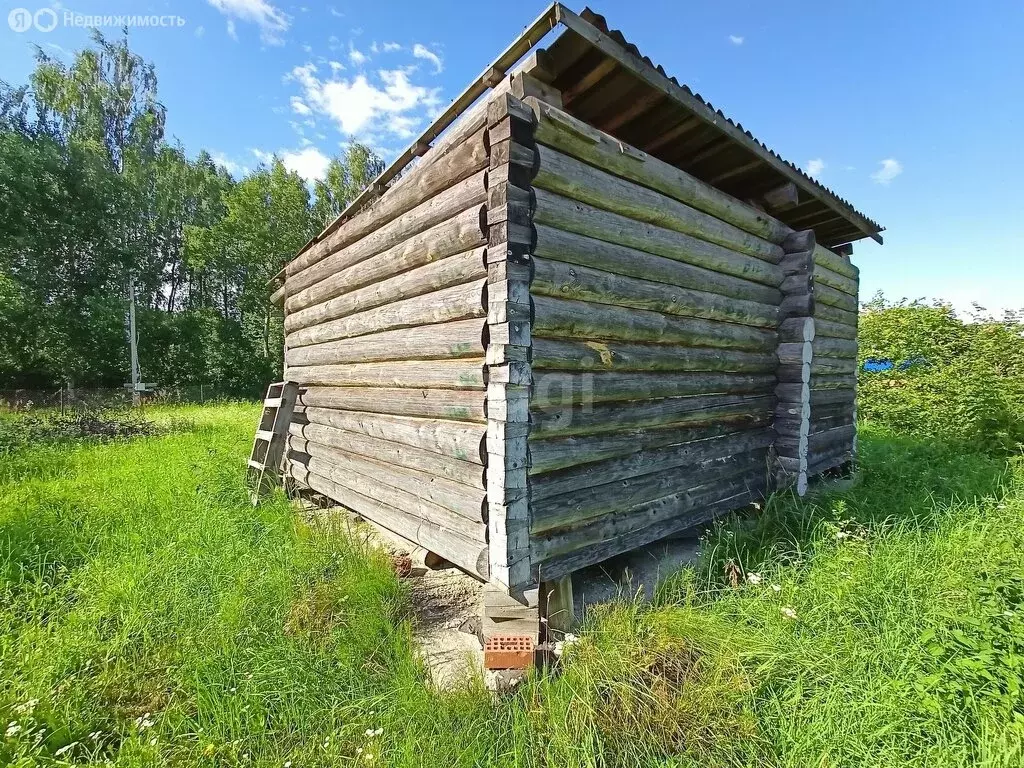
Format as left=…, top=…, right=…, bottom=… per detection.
left=246, top=381, right=299, bottom=502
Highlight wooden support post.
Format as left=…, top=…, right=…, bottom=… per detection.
left=540, top=575, right=575, bottom=642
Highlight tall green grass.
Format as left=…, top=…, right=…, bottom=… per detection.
left=2, top=406, right=1022, bottom=766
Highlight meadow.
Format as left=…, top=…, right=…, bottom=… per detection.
left=1, top=400, right=1022, bottom=767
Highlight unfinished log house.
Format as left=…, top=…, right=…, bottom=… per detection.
left=273, top=4, right=882, bottom=605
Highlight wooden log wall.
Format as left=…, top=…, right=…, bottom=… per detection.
left=280, top=90, right=498, bottom=581
left=522, top=94, right=789, bottom=580
left=806, top=244, right=859, bottom=474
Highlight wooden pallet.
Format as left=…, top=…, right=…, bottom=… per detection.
left=246, top=381, right=299, bottom=502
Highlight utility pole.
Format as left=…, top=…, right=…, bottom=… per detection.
left=128, top=278, right=141, bottom=406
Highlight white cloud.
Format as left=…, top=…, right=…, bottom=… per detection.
left=329, top=6, right=343, bottom=17
left=301, top=43, right=312, bottom=53
left=382, top=41, right=401, bottom=52
left=807, top=158, right=825, bottom=177
left=212, top=152, right=247, bottom=177
left=290, top=96, right=312, bottom=115
left=728, top=34, right=744, bottom=45
left=287, top=62, right=441, bottom=140
left=226, top=19, right=237, bottom=41
left=349, top=45, right=368, bottom=67
left=329, top=60, right=344, bottom=72
left=194, top=25, right=205, bottom=37
left=207, top=0, right=290, bottom=45
left=413, top=43, right=443, bottom=73
left=871, top=158, right=903, bottom=185
left=281, top=147, right=331, bottom=181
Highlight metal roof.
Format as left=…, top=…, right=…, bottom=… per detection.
left=297, top=3, right=882, bottom=259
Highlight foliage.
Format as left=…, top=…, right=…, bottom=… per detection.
left=0, top=33, right=383, bottom=394
left=858, top=293, right=1024, bottom=452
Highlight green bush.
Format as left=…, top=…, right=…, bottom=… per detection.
left=858, top=294, right=1024, bottom=452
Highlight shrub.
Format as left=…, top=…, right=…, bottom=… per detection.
left=858, top=295, right=1024, bottom=452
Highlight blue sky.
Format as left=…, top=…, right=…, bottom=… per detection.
left=2, top=0, right=1023, bottom=314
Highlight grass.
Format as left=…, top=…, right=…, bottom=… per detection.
left=1, top=404, right=1023, bottom=766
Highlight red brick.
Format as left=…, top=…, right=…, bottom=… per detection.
left=484, top=634, right=534, bottom=670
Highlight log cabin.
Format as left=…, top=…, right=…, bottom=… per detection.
left=271, top=4, right=882, bottom=627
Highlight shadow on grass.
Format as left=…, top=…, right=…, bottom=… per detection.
left=697, top=423, right=1014, bottom=583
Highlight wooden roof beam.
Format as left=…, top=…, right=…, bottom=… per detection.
left=552, top=3, right=883, bottom=245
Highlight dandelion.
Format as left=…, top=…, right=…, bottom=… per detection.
left=364, top=753, right=375, bottom=763
left=771, top=584, right=782, bottom=593
left=284, top=762, right=292, bottom=768
left=746, top=572, right=762, bottom=585
left=781, top=606, right=798, bottom=620
left=356, top=747, right=363, bottom=755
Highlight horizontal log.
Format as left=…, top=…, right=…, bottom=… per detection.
left=532, top=295, right=777, bottom=351
left=287, top=359, right=486, bottom=390
left=534, top=224, right=782, bottom=305
left=301, top=406, right=485, bottom=463
left=528, top=97, right=791, bottom=245
left=291, top=434, right=484, bottom=520
left=529, top=416, right=772, bottom=474
left=530, top=371, right=776, bottom=407
left=534, top=478, right=766, bottom=578
left=534, top=188, right=784, bottom=288
left=298, top=386, right=486, bottom=422
left=287, top=202, right=487, bottom=313
left=531, top=393, right=776, bottom=438
left=774, top=411, right=854, bottom=438
left=533, top=143, right=784, bottom=263
left=530, top=428, right=774, bottom=501
left=289, top=420, right=485, bottom=489
left=532, top=337, right=778, bottom=373
left=285, top=318, right=485, bottom=367
left=288, top=122, right=488, bottom=277
left=775, top=384, right=856, bottom=404
left=777, top=317, right=815, bottom=343
left=814, top=283, right=859, bottom=313
left=532, top=451, right=766, bottom=534
left=813, top=337, right=858, bottom=359
left=287, top=280, right=486, bottom=348
left=807, top=451, right=852, bottom=478
left=777, top=357, right=857, bottom=383
left=814, top=318, right=857, bottom=340
left=285, top=247, right=487, bottom=333
left=813, top=263, right=859, bottom=296
left=776, top=424, right=856, bottom=456
left=532, top=257, right=780, bottom=329
left=289, top=461, right=488, bottom=579
left=814, top=301, right=859, bottom=326
left=812, top=244, right=858, bottom=280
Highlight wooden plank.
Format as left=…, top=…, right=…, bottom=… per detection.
left=813, top=337, right=858, bottom=359
left=814, top=282, right=859, bottom=313
left=532, top=257, right=779, bottom=328
left=291, top=435, right=485, bottom=521
left=285, top=247, right=487, bottom=333
left=532, top=295, right=777, bottom=351
left=531, top=393, right=775, bottom=438
left=814, top=318, right=857, bottom=340
left=814, top=301, right=859, bottom=326
left=289, top=421, right=485, bottom=489
left=298, top=386, right=486, bottom=423
left=532, top=143, right=784, bottom=263
left=528, top=96, right=790, bottom=244
left=535, top=224, right=781, bottom=306
left=813, top=263, right=859, bottom=296
left=287, top=280, right=486, bottom=348
left=532, top=337, right=777, bottom=373
left=529, top=416, right=772, bottom=474
left=531, top=428, right=774, bottom=500
left=285, top=318, right=485, bottom=368
left=532, top=450, right=766, bottom=534
left=301, top=407, right=485, bottom=464
left=531, top=371, right=776, bottom=407
left=288, top=359, right=485, bottom=390
left=534, top=188, right=783, bottom=288
left=291, top=461, right=488, bottom=580
left=287, top=201, right=487, bottom=313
